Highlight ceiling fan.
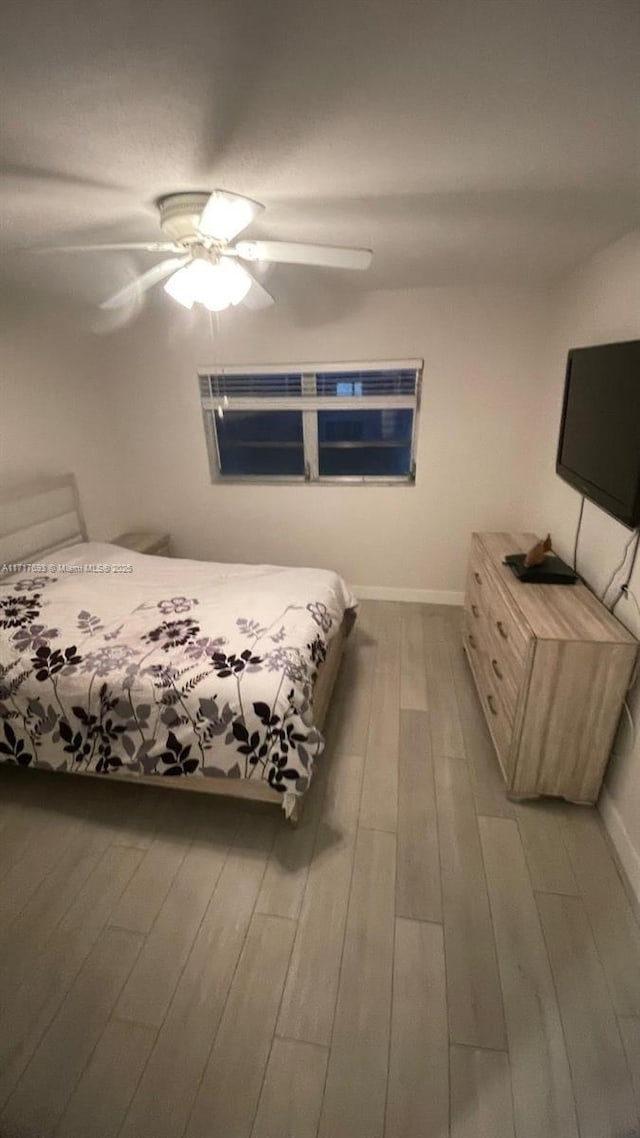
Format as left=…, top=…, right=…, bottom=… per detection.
left=49, top=190, right=373, bottom=313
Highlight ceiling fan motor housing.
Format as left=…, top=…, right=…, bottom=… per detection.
left=157, top=193, right=211, bottom=244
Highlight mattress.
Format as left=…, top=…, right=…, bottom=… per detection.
left=0, top=543, right=356, bottom=802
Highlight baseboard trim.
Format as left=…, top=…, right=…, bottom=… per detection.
left=352, top=585, right=464, bottom=606
left=598, top=785, right=640, bottom=913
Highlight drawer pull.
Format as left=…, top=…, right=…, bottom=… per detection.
left=487, top=693, right=499, bottom=716
left=491, top=658, right=503, bottom=681
left=496, top=620, right=508, bottom=640
left=471, top=603, right=480, bottom=618
left=468, top=632, right=477, bottom=650
left=474, top=571, right=482, bottom=585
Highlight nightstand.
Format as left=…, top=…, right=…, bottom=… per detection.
left=111, top=530, right=171, bottom=557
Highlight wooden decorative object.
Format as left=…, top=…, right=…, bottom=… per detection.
left=524, top=533, right=552, bottom=568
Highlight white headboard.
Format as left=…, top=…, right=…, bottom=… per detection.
left=0, top=474, right=88, bottom=571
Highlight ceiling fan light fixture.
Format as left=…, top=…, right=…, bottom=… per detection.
left=163, top=264, right=196, bottom=309
left=218, top=258, right=252, bottom=306
left=197, top=189, right=264, bottom=242
left=164, top=257, right=252, bottom=312
left=195, top=258, right=251, bottom=311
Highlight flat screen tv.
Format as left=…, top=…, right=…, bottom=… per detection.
left=556, top=339, right=640, bottom=528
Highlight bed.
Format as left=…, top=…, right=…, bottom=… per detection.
left=0, top=475, right=356, bottom=820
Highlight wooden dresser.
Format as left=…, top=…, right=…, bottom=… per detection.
left=462, top=532, right=638, bottom=804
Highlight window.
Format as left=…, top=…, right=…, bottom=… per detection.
left=199, top=360, right=422, bottom=483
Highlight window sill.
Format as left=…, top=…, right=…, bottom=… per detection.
left=210, top=477, right=416, bottom=487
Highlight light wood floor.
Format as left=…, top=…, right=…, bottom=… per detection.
left=1, top=601, right=639, bottom=1138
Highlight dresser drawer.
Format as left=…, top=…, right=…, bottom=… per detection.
left=489, top=589, right=529, bottom=666
left=466, top=539, right=527, bottom=670
left=465, top=580, right=484, bottom=624
left=467, top=537, right=490, bottom=601
left=473, top=547, right=531, bottom=670
left=463, top=589, right=487, bottom=650
left=480, top=667, right=514, bottom=778
left=463, top=628, right=513, bottom=777
left=464, top=616, right=514, bottom=724
left=465, top=536, right=523, bottom=760
left=462, top=613, right=485, bottom=663
left=465, top=540, right=491, bottom=625
left=483, top=620, right=525, bottom=722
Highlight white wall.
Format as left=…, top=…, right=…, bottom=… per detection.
left=521, top=230, right=640, bottom=900
left=3, top=250, right=639, bottom=895
left=0, top=291, right=126, bottom=539
left=106, top=284, right=546, bottom=598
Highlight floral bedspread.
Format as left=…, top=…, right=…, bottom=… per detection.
left=0, top=543, right=356, bottom=807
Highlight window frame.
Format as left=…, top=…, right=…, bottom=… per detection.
left=198, top=359, right=423, bottom=486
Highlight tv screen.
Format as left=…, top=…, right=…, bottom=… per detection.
left=556, top=340, right=640, bottom=528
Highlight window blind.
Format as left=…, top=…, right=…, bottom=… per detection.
left=199, top=363, right=421, bottom=408
left=199, top=373, right=302, bottom=400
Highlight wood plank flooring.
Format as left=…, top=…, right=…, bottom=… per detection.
left=0, top=600, right=639, bottom=1137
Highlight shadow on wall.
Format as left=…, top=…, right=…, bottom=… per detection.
left=273, top=271, right=369, bottom=328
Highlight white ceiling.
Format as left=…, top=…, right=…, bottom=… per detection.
left=1, top=0, right=638, bottom=304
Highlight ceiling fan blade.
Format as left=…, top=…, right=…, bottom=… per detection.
left=37, top=241, right=180, bottom=253
left=198, top=189, right=264, bottom=242
left=235, top=240, right=373, bottom=270
left=100, top=256, right=189, bottom=310
left=241, top=269, right=275, bottom=310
